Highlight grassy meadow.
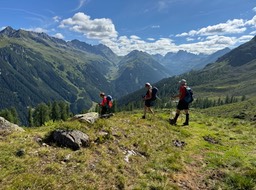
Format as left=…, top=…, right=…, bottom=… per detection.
left=0, top=108, right=255, bottom=190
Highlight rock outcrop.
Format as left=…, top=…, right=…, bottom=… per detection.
left=0, top=117, right=24, bottom=135
left=72, top=112, right=99, bottom=124
left=45, top=129, right=90, bottom=150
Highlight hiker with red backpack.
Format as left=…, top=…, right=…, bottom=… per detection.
left=169, top=79, right=193, bottom=126
left=99, top=92, right=113, bottom=116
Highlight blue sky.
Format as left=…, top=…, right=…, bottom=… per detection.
left=1, top=0, right=256, bottom=56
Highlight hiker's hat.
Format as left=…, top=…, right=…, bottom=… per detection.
left=179, top=79, right=186, bottom=84
left=100, top=92, right=105, bottom=96
left=145, top=82, right=151, bottom=87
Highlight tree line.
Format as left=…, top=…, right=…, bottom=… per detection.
left=117, top=95, right=247, bottom=111
left=0, top=101, right=70, bottom=127
left=0, top=95, right=246, bottom=127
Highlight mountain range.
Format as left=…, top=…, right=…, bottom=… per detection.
left=0, top=27, right=233, bottom=124
left=118, top=35, right=256, bottom=107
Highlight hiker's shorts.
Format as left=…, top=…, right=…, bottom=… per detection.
left=177, top=99, right=189, bottom=110
left=145, top=100, right=154, bottom=107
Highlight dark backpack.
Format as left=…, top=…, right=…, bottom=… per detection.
left=184, top=86, right=194, bottom=103
left=151, top=87, right=158, bottom=101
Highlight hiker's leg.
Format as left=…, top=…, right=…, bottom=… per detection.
left=149, top=106, right=154, bottom=114
left=142, top=105, right=147, bottom=118
left=100, top=106, right=103, bottom=115
left=169, top=109, right=180, bottom=125
left=183, top=106, right=189, bottom=125
left=173, top=109, right=180, bottom=122
left=101, top=106, right=107, bottom=115
left=143, top=100, right=151, bottom=118
left=174, top=99, right=181, bottom=120
left=184, top=113, right=189, bottom=125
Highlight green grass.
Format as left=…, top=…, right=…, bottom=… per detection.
left=0, top=109, right=255, bottom=189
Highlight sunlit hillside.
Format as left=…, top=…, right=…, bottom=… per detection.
left=1, top=108, right=255, bottom=190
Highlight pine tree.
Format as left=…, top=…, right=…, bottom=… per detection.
left=52, top=101, right=61, bottom=121
left=28, top=107, right=34, bottom=127
left=33, top=103, right=50, bottom=127
left=59, top=101, right=70, bottom=121
left=10, top=107, right=19, bottom=124
left=241, top=95, right=246, bottom=101
left=0, top=109, right=14, bottom=123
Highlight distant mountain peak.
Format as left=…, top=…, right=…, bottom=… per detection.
left=95, top=43, right=115, bottom=54
left=0, top=26, right=16, bottom=35
left=126, top=50, right=148, bottom=57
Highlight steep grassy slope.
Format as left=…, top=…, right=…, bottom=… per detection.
left=202, top=96, right=256, bottom=121
left=0, top=109, right=255, bottom=189
left=0, top=27, right=114, bottom=124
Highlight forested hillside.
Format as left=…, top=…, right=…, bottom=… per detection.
left=0, top=27, right=118, bottom=124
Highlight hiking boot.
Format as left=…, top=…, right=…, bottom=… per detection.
left=142, top=115, right=146, bottom=119
left=182, top=122, right=189, bottom=126
left=169, top=118, right=176, bottom=125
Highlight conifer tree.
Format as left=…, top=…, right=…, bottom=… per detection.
left=52, top=101, right=61, bottom=121
left=59, top=101, right=70, bottom=121
left=28, top=107, right=34, bottom=127
left=0, top=109, right=14, bottom=123
left=10, top=107, right=19, bottom=124
left=33, top=103, right=50, bottom=127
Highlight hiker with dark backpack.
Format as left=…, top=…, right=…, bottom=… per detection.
left=169, top=79, right=193, bottom=126
left=142, top=82, right=157, bottom=119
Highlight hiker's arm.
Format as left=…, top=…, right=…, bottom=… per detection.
left=171, top=92, right=181, bottom=99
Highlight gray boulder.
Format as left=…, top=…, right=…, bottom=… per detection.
left=72, top=112, right=99, bottom=124
left=0, top=117, right=24, bottom=135
left=47, top=129, right=90, bottom=150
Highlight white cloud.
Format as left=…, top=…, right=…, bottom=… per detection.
left=101, top=36, right=177, bottom=56
left=199, top=19, right=246, bottom=35
left=177, top=19, right=246, bottom=37
left=237, top=35, right=254, bottom=43
left=245, top=15, right=256, bottom=26
left=53, top=33, right=64, bottom=39
left=1, top=26, right=7, bottom=31
left=253, top=7, right=256, bottom=12
left=186, top=37, right=194, bottom=42
left=53, top=16, right=61, bottom=23
left=73, top=0, right=87, bottom=11
left=151, top=25, right=160, bottom=28
left=147, top=38, right=155, bottom=41
left=59, top=12, right=118, bottom=40
left=130, top=35, right=141, bottom=41
left=178, top=35, right=237, bottom=54
left=26, top=27, right=48, bottom=33
left=157, top=1, right=168, bottom=11
left=250, top=30, right=256, bottom=35
left=57, top=12, right=254, bottom=56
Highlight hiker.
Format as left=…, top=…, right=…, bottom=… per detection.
left=169, top=79, right=190, bottom=126
left=142, top=82, right=154, bottom=119
left=98, top=92, right=109, bottom=116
